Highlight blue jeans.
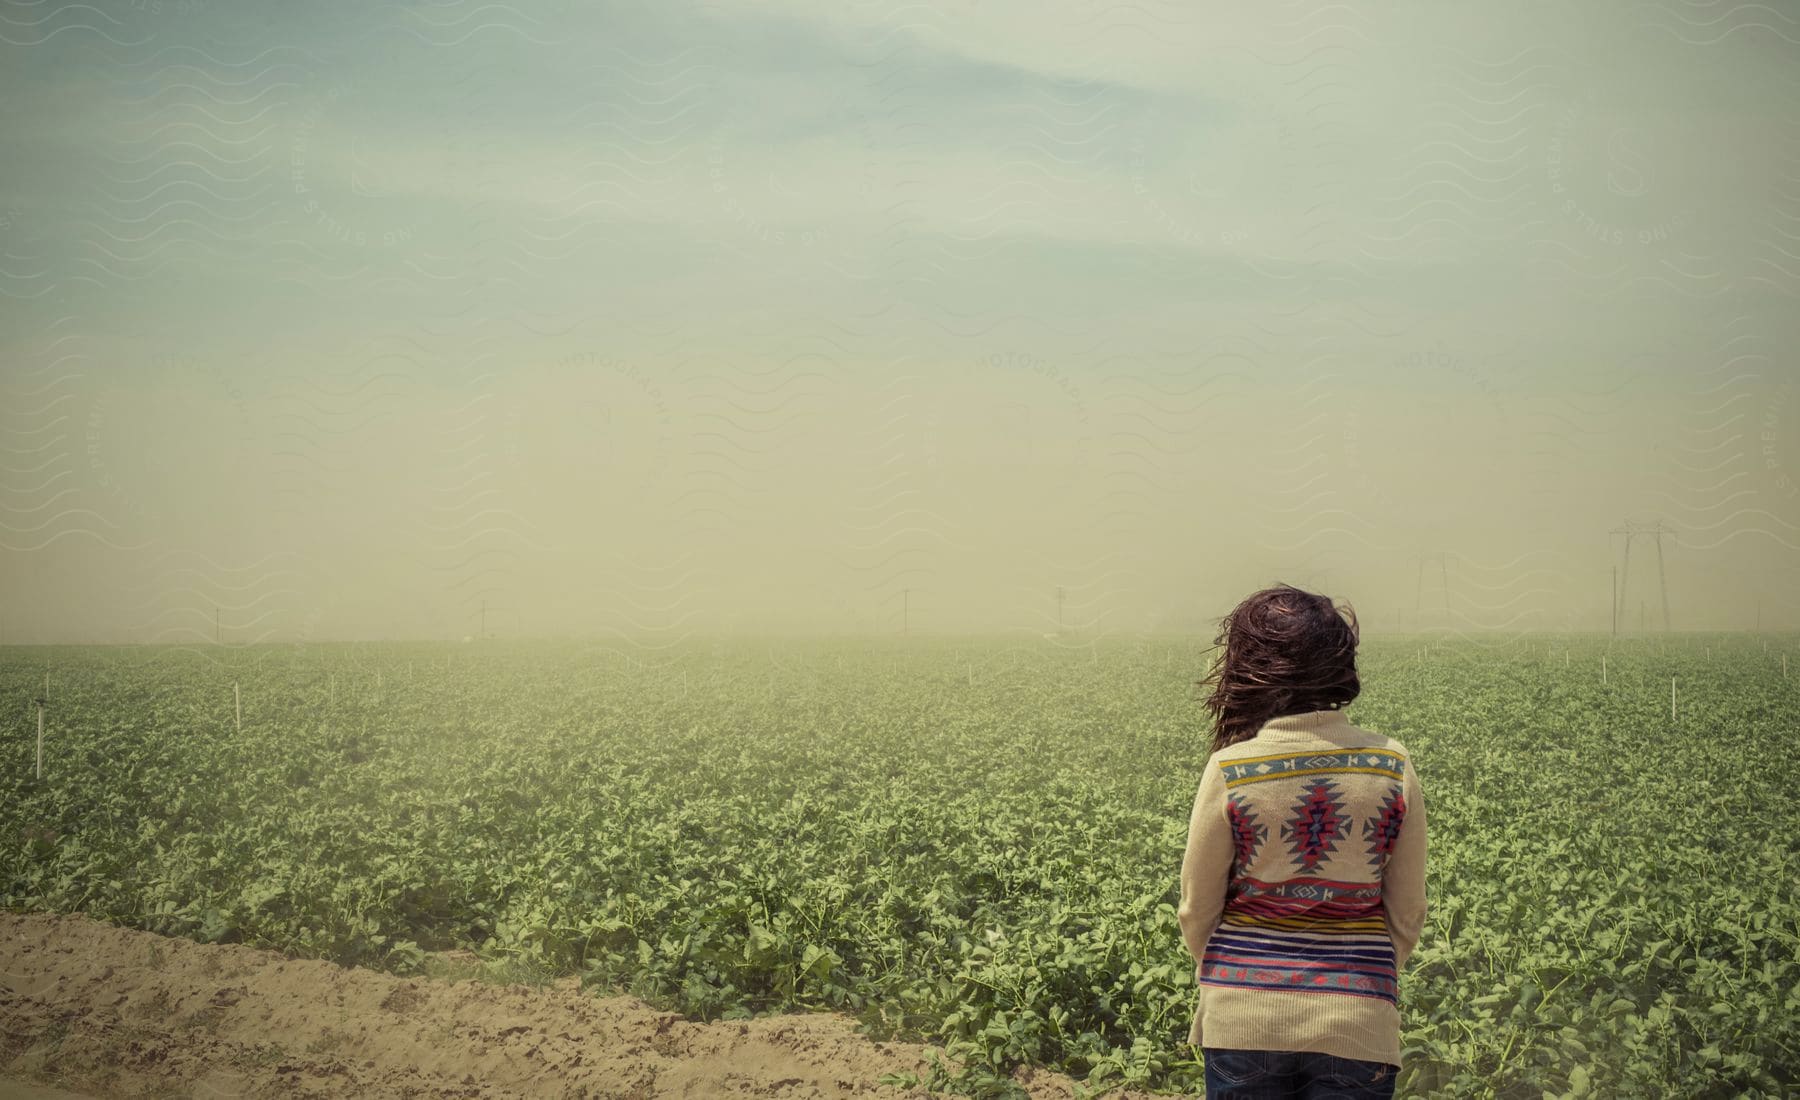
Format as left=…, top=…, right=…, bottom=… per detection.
left=1202, top=1047, right=1398, bottom=1099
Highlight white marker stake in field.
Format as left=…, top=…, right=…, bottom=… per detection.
left=1602, top=656, right=1607, bottom=685
left=235, top=682, right=242, bottom=733
left=36, top=698, right=45, bottom=779
left=1671, top=677, right=1677, bottom=720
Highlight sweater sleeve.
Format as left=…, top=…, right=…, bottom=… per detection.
left=1382, top=751, right=1428, bottom=970
left=1177, top=755, right=1233, bottom=967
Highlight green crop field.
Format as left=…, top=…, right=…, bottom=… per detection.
left=3, top=635, right=1795, bottom=1097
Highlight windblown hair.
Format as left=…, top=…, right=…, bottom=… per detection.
left=1196, top=584, right=1361, bottom=755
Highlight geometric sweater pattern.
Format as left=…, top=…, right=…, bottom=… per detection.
left=1178, top=707, right=1428, bottom=1069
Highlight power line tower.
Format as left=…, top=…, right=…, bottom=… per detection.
left=1610, top=519, right=1674, bottom=633
left=1415, top=553, right=1450, bottom=626
left=474, top=599, right=511, bottom=640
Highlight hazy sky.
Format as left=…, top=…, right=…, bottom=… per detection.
left=2, top=0, right=1798, bottom=645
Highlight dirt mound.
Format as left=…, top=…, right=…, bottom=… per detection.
left=0, top=913, right=1159, bottom=1099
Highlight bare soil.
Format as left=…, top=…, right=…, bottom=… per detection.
left=0, top=913, right=1164, bottom=1099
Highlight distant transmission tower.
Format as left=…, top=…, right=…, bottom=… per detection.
left=1611, top=519, right=1674, bottom=633
left=474, top=598, right=512, bottom=640
left=1414, top=553, right=1450, bottom=625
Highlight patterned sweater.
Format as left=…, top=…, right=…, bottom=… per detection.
left=1177, top=706, right=1427, bottom=1068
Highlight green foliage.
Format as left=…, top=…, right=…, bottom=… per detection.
left=2, top=635, right=1796, bottom=1097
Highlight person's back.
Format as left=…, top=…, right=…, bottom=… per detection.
left=1178, top=585, right=1427, bottom=1099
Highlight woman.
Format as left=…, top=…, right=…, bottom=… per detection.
left=1178, top=584, right=1426, bottom=1099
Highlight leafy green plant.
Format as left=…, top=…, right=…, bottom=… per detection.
left=3, top=634, right=1795, bottom=1097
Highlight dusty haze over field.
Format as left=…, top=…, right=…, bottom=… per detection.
left=2, top=1, right=1798, bottom=644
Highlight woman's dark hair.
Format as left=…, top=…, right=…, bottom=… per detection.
left=1197, top=583, right=1360, bottom=754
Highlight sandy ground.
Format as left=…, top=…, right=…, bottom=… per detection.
left=0, top=913, right=1167, bottom=1100
left=0, top=1082, right=98, bottom=1100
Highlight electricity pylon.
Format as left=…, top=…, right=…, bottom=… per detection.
left=1611, top=519, right=1674, bottom=633
left=1415, top=553, right=1450, bottom=625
